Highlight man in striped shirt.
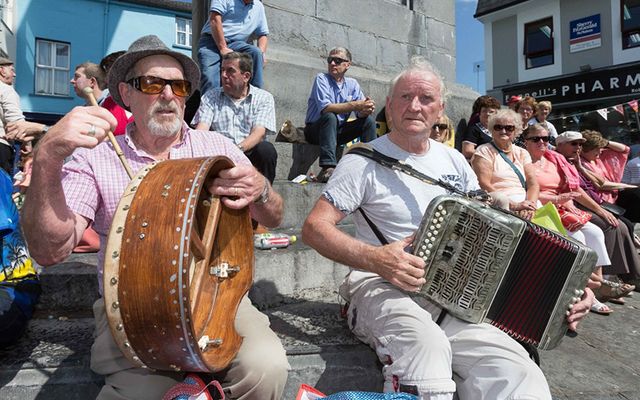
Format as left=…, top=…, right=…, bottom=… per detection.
left=22, top=35, right=288, bottom=400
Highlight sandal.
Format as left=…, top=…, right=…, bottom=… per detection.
left=599, top=280, right=635, bottom=300
left=590, top=299, right=613, bottom=315
left=608, top=297, right=626, bottom=305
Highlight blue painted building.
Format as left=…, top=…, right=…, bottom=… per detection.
left=14, top=0, right=192, bottom=123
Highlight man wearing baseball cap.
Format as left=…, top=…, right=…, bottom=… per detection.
left=22, top=35, right=288, bottom=400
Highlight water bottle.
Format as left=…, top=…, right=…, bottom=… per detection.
left=253, top=233, right=297, bottom=249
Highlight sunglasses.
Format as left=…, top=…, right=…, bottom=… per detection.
left=526, top=136, right=550, bottom=143
left=493, top=124, right=516, bottom=132
left=432, top=124, right=448, bottom=130
left=327, top=56, right=349, bottom=65
left=569, top=141, right=583, bottom=146
left=127, top=76, right=191, bottom=97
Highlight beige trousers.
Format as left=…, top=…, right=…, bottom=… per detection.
left=91, top=296, right=289, bottom=400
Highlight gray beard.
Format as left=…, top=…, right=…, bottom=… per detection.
left=147, top=102, right=182, bottom=137
left=148, top=116, right=181, bottom=137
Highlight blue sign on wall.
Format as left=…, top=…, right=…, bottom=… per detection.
left=569, top=14, right=601, bottom=53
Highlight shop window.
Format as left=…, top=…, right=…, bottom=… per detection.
left=175, top=17, right=192, bottom=48
left=524, top=17, right=554, bottom=69
left=35, top=39, right=70, bottom=96
left=622, top=0, right=640, bottom=49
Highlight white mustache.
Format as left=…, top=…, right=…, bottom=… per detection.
left=151, top=102, right=179, bottom=115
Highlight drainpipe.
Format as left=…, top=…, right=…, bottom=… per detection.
left=103, top=0, right=110, bottom=56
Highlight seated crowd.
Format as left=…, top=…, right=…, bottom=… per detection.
left=2, top=30, right=639, bottom=399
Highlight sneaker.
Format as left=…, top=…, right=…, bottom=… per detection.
left=316, top=167, right=335, bottom=183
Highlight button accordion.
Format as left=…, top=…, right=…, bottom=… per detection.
left=412, top=195, right=597, bottom=350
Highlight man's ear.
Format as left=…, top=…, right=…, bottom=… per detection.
left=119, top=82, right=131, bottom=108
left=439, top=102, right=446, bottom=118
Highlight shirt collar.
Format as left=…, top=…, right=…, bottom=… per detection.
left=123, top=122, right=191, bottom=160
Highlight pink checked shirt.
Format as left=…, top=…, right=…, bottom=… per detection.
left=62, top=122, right=250, bottom=294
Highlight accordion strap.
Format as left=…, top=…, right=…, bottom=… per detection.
left=347, top=146, right=462, bottom=194
left=347, top=145, right=490, bottom=201
left=358, top=208, right=389, bottom=245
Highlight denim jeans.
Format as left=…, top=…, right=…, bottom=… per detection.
left=197, top=33, right=264, bottom=95
left=304, top=113, right=377, bottom=167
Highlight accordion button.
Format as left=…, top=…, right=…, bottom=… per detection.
left=437, top=205, right=443, bottom=211
left=438, top=217, right=444, bottom=222
left=572, top=297, right=579, bottom=303
left=433, top=230, right=439, bottom=236
left=426, top=232, right=432, bottom=238
left=565, top=311, right=570, bottom=316
left=425, top=250, right=431, bottom=255
left=432, top=219, right=438, bottom=224
left=429, top=225, right=435, bottom=230
left=421, top=245, right=427, bottom=250
left=574, top=289, right=580, bottom=295
left=579, top=289, right=585, bottom=296
left=435, top=212, right=441, bottom=217
left=568, top=304, right=574, bottom=309
left=436, top=224, right=441, bottom=229
left=418, top=251, right=424, bottom=257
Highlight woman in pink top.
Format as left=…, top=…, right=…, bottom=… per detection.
left=524, top=126, right=634, bottom=312
left=575, top=130, right=637, bottom=219
left=471, top=109, right=539, bottom=219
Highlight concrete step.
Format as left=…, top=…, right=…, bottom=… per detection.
left=37, top=225, right=353, bottom=313
left=0, top=302, right=380, bottom=400
left=4, top=295, right=640, bottom=399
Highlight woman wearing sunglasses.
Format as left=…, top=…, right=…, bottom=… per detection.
left=471, top=109, right=539, bottom=220
left=524, top=125, right=627, bottom=315
left=429, top=115, right=455, bottom=147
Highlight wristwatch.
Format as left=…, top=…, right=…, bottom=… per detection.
left=41, top=125, right=49, bottom=135
left=254, top=177, right=270, bottom=204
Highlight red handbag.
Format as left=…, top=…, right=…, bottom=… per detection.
left=557, top=205, right=592, bottom=232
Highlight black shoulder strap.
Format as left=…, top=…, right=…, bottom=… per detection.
left=358, top=208, right=389, bottom=245
left=347, top=145, right=489, bottom=201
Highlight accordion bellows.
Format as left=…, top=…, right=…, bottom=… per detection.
left=412, top=195, right=597, bottom=350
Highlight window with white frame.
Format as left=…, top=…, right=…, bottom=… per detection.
left=176, top=17, right=192, bottom=47
left=622, top=0, right=640, bottom=49
left=524, top=17, right=554, bottom=69
left=35, top=39, right=70, bottom=96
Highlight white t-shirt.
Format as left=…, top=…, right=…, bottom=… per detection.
left=323, top=135, right=479, bottom=249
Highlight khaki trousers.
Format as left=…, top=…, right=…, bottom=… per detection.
left=91, top=295, right=289, bottom=399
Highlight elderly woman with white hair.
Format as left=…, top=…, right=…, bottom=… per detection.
left=471, top=109, right=539, bottom=219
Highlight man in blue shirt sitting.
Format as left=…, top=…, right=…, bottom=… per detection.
left=198, top=0, right=269, bottom=95
left=304, top=47, right=377, bottom=183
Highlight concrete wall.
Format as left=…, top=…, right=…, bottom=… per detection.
left=0, top=0, right=17, bottom=59
left=491, top=15, right=517, bottom=88
left=260, top=0, right=474, bottom=132
left=560, top=0, right=612, bottom=74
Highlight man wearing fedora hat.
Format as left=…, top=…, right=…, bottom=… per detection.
left=22, top=35, right=288, bottom=400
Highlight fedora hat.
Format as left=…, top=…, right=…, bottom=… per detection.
left=0, top=56, right=14, bottom=66
left=107, top=35, right=200, bottom=109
